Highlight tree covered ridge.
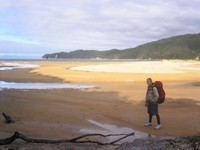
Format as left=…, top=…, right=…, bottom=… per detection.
left=43, top=33, right=200, bottom=59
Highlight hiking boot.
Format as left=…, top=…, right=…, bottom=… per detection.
left=155, top=124, right=161, bottom=130
left=144, top=122, right=152, bottom=126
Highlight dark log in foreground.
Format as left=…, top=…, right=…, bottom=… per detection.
left=0, top=132, right=135, bottom=145
left=2, top=112, right=14, bottom=124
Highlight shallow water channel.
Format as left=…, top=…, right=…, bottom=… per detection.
left=0, top=81, right=95, bottom=90
left=80, top=120, right=172, bottom=144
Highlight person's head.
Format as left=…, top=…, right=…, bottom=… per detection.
left=146, top=78, right=153, bottom=86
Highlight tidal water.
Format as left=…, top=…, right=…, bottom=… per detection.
left=0, top=81, right=95, bottom=90
left=79, top=120, right=172, bottom=144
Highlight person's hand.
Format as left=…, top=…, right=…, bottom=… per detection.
left=145, top=102, right=148, bottom=107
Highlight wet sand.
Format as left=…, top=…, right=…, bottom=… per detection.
left=0, top=60, right=200, bottom=148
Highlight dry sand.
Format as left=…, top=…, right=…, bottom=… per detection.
left=0, top=60, right=200, bottom=149
left=70, top=61, right=200, bottom=74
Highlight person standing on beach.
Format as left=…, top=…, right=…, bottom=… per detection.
left=144, top=78, right=161, bottom=129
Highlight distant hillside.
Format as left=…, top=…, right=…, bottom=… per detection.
left=42, top=49, right=123, bottom=59
left=43, top=33, right=200, bottom=59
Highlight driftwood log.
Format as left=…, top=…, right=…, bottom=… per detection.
left=2, top=112, right=14, bottom=124
left=0, top=132, right=135, bottom=145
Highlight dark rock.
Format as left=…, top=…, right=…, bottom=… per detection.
left=118, top=136, right=200, bottom=150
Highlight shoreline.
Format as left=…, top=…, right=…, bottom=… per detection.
left=0, top=61, right=200, bottom=147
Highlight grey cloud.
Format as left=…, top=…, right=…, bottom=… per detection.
left=0, top=0, right=200, bottom=55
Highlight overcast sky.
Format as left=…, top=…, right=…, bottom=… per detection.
left=0, top=0, right=200, bottom=58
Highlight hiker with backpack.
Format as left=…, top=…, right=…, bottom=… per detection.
left=144, top=78, right=165, bottom=130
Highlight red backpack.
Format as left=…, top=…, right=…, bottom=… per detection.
left=154, top=81, right=166, bottom=104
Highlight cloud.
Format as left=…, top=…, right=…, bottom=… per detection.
left=0, top=0, right=200, bottom=58
left=0, top=34, right=40, bottom=45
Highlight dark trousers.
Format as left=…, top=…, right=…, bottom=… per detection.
left=149, top=113, right=160, bottom=125
left=148, top=103, right=160, bottom=125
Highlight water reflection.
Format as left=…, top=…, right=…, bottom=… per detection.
left=0, top=62, right=39, bottom=70
left=80, top=120, right=172, bottom=144
left=0, top=81, right=95, bottom=90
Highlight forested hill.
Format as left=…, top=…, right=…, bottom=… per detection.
left=43, top=33, right=200, bottom=59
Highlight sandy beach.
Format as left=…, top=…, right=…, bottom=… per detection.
left=0, top=60, right=200, bottom=149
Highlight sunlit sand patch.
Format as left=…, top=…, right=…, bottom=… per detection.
left=196, top=103, right=200, bottom=106
left=70, top=61, right=200, bottom=74
left=57, top=75, right=91, bottom=78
